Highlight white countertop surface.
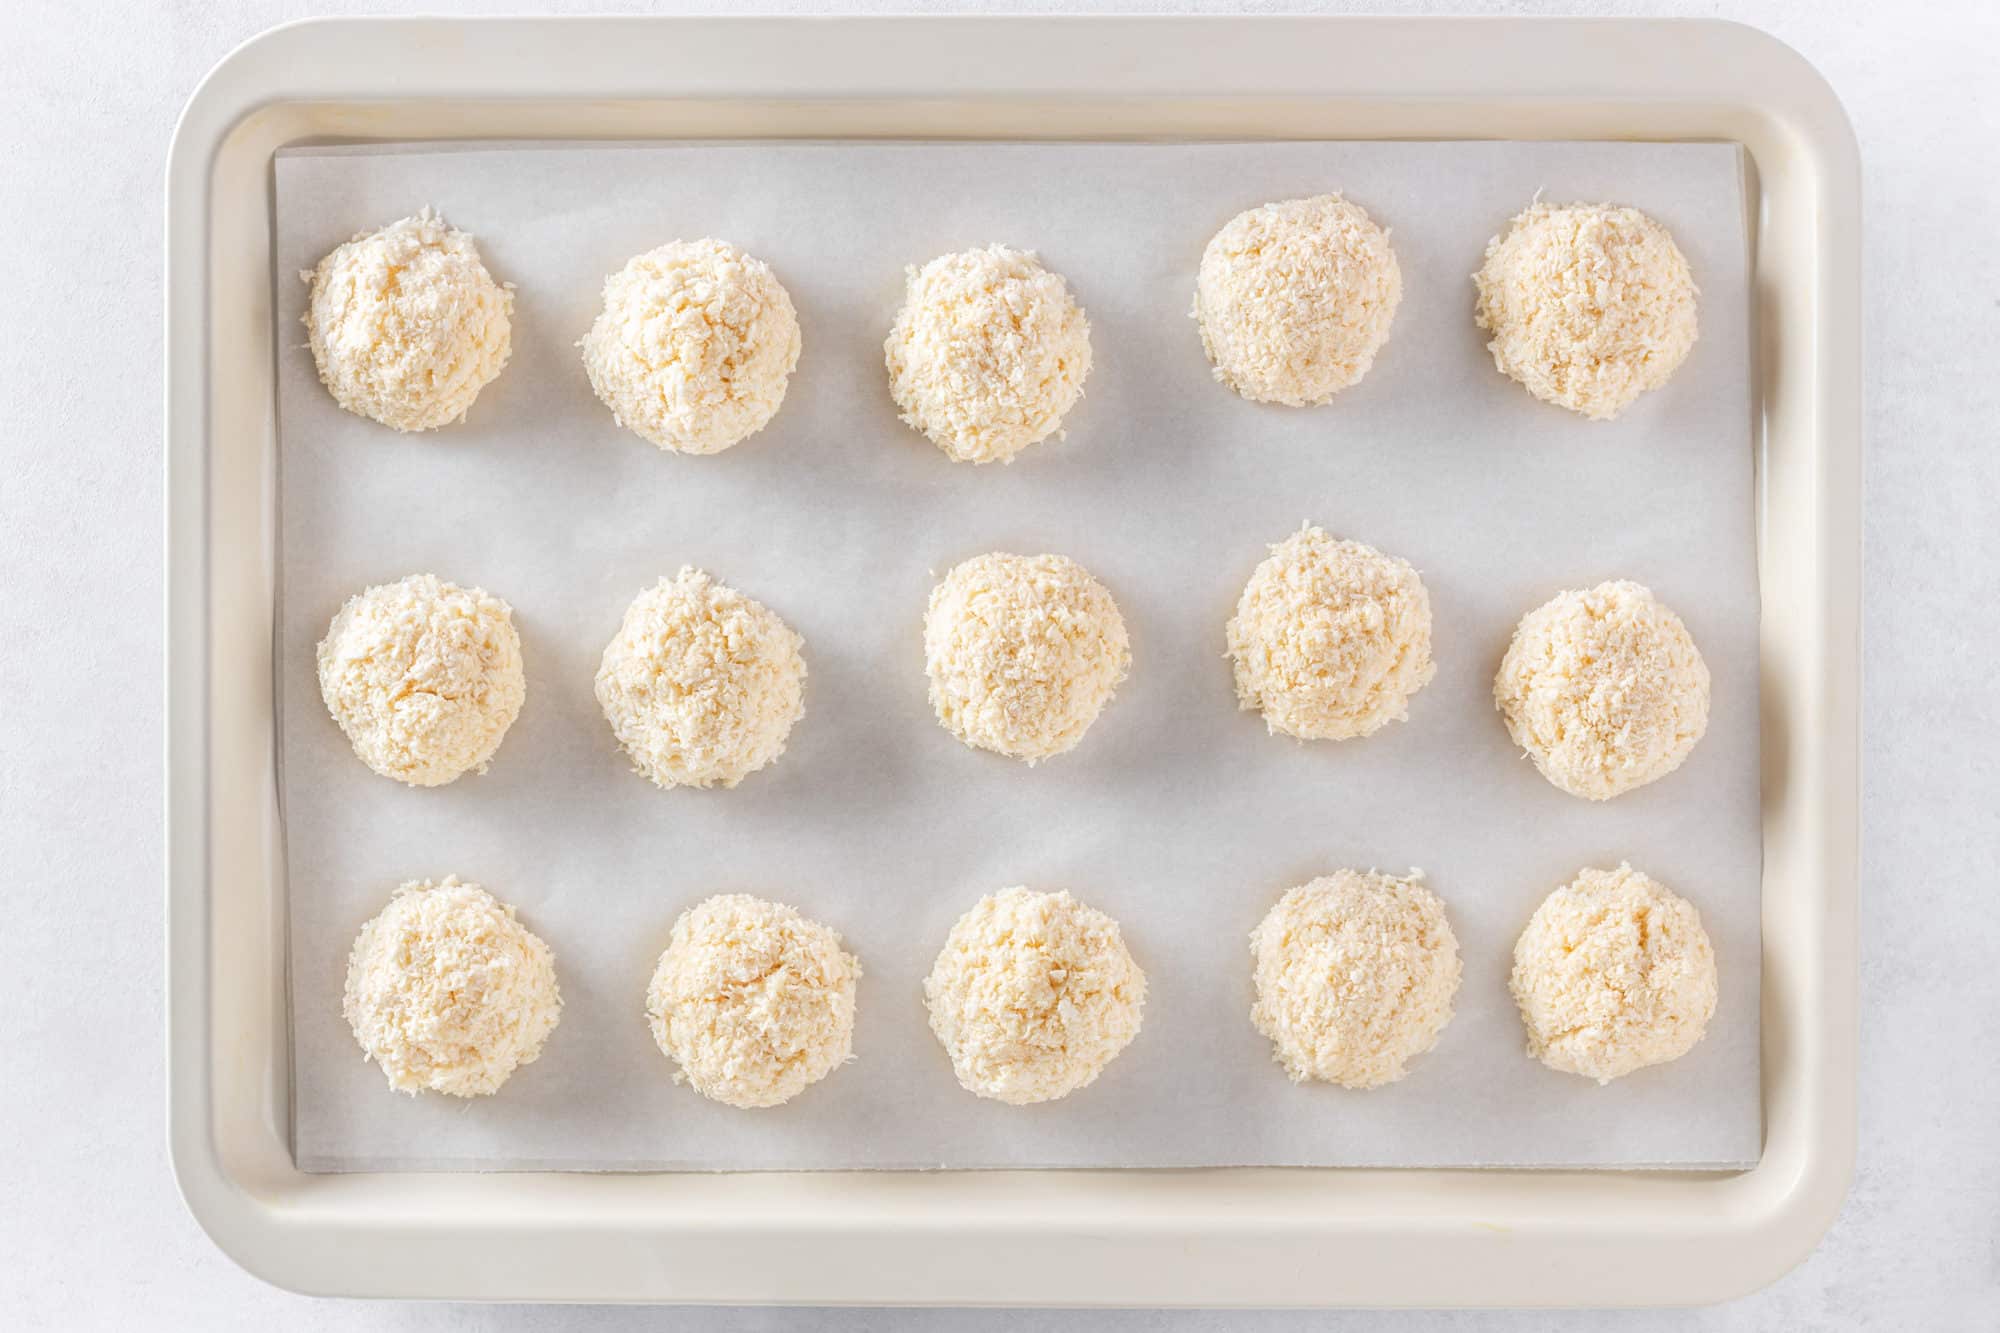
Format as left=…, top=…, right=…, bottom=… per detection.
left=2, top=0, right=1993, bottom=1327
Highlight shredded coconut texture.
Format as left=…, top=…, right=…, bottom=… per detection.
left=1510, top=863, right=1717, bottom=1083
left=924, top=888, right=1146, bottom=1105
left=596, top=568, right=806, bottom=790
left=581, top=238, right=801, bottom=454
left=301, top=209, right=513, bottom=432
left=342, top=876, right=561, bottom=1098
left=646, top=894, right=861, bottom=1109
left=1194, top=193, right=1402, bottom=406
left=1495, top=580, right=1710, bottom=801
left=1250, top=870, right=1461, bottom=1090
left=884, top=244, right=1092, bottom=465
left=924, top=552, right=1130, bottom=763
left=1227, top=525, right=1435, bottom=741
left=1473, top=201, right=1699, bottom=420
left=316, top=573, right=525, bottom=787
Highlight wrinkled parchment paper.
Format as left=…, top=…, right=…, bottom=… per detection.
left=277, top=140, right=1758, bottom=1171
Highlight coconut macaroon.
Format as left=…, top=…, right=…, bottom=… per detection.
left=596, top=568, right=806, bottom=790
left=316, top=573, right=526, bottom=787
left=1495, top=580, right=1710, bottom=800
left=924, top=887, right=1146, bottom=1105
left=581, top=238, right=801, bottom=454
left=1511, top=863, right=1718, bottom=1083
left=342, top=876, right=561, bottom=1098
left=1226, top=525, right=1435, bottom=741
left=923, top=552, right=1131, bottom=763
left=884, top=244, right=1093, bottom=465
left=301, top=210, right=514, bottom=432
left=1193, top=193, right=1403, bottom=406
left=645, top=894, right=860, bottom=1109
left=1249, top=870, right=1461, bottom=1090
left=1473, top=201, right=1699, bottom=420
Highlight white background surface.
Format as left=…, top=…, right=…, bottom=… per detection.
left=276, top=139, right=1757, bottom=1174
left=0, top=0, right=1992, bottom=1326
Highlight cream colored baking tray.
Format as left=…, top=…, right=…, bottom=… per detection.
left=165, top=16, right=1859, bottom=1306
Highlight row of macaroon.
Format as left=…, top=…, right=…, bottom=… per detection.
left=315, top=528, right=1711, bottom=804
left=341, top=863, right=1718, bottom=1109
left=300, top=192, right=1701, bottom=463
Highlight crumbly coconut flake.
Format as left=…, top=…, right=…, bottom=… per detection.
left=1494, top=580, right=1710, bottom=800
left=596, top=567, right=807, bottom=790
left=342, top=876, right=561, bottom=1098
left=646, top=894, right=861, bottom=1109
left=884, top=244, right=1092, bottom=464
left=1473, top=201, right=1699, bottom=420
left=301, top=209, right=513, bottom=431
left=1249, top=869, right=1461, bottom=1090
left=1226, top=524, right=1435, bottom=741
left=1510, top=862, right=1718, bottom=1083
left=316, top=573, right=526, bottom=787
left=1193, top=193, right=1403, bottom=406
left=923, top=552, right=1131, bottom=763
left=581, top=237, right=801, bottom=454
left=924, top=887, right=1146, bottom=1105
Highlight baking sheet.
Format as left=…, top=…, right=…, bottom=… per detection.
left=276, top=140, right=1759, bottom=1172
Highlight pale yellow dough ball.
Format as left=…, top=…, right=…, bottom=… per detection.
left=301, top=210, right=513, bottom=431
left=316, top=573, right=525, bottom=787
left=1194, top=193, right=1403, bottom=406
left=1473, top=201, right=1699, bottom=420
left=1226, top=525, right=1435, bottom=741
left=581, top=238, right=801, bottom=454
left=342, top=876, right=561, bottom=1098
left=924, top=887, right=1146, bottom=1105
left=1494, top=580, right=1709, bottom=800
left=1250, top=870, right=1460, bottom=1090
left=885, top=244, right=1092, bottom=465
left=646, top=894, right=860, bottom=1109
left=596, top=568, right=807, bottom=790
left=1510, top=863, right=1718, bottom=1083
left=923, top=552, right=1131, bottom=763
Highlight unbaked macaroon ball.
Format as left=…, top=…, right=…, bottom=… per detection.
left=646, top=894, right=861, bottom=1109
left=317, top=573, right=526, bottom=787
left=581, top=238, right=802, bottom=454
left=301, top=209, right=513, bottom=432
left=1473, top=201, right=1699, bottom=420
left=596, top=567, right=807, bottom=790
left=923, top=552, right=1131, bottom=763
left=884, top=244, right=1092, bottom=465
left=1226, top=525, right=1435, bottom=741
left=924, top=887, right=1146, bottom=1105
left=1510, top=862, right=1718, bottom=1083
left=1193, top=193, right=1403, bottom=406
left=1494, top=580, right=1709, bottom=801
left=1249, top=870, right=1461, bottom=1090
left=342, top=876, right=561, bottom=1098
